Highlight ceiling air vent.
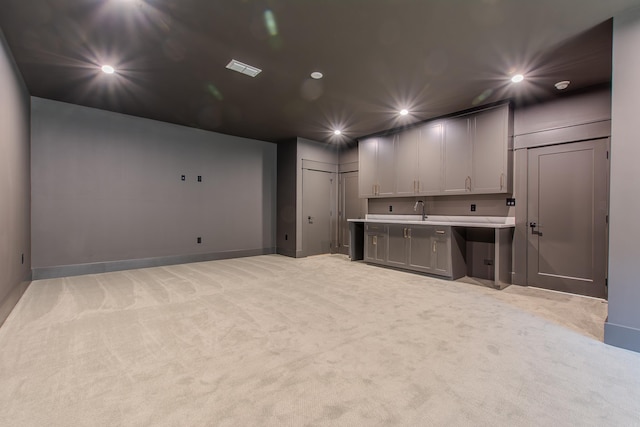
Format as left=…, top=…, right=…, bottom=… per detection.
left=225, top=59, right=262, bottom=77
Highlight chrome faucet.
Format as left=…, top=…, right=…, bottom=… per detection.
left=414, top=200, right=426, bottom=221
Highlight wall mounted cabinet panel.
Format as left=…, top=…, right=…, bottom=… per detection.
left=358, top=136, right=396, bottom=197
left=472, top=105, right=509, bottom=193
left=417, top=122, right=444, bottom=195
left=358, top=138, right=377, bottom=197
left=395, top=128, right=420, bottom=196
left=443, top=117, right=472, bottom=194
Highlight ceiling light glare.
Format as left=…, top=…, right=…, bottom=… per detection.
left=310, top=71, right=323, bottom=80
left=399, top=109, right=409, bottom=116
left=101, top=65, right=115, bottom=74
left=511, top=74, right=524, bottom=83
left=333, top=129, right=342, bottom=136
left=555, top=80, right=570, bottom=90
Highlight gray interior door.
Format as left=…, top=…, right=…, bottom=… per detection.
left=303, top=168, right=336, bottom=256
left=527, top=138, right=608, bottom=298
left=338, top=171, right=363, bottom=254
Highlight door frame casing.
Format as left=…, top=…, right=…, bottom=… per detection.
left=525, top=138, right=609, bottom=298
left=301, top=160, right=338, bottom=257
left=513, top=115, right=611, bottom=287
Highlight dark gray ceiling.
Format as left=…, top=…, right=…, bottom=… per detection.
left=1, top=0, right=638, bottom=143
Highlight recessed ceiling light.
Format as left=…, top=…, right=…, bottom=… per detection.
left=333, top=129, right=342, bottom=135
left=555, top=80, right=570, bottom=90
left=226, top=59, right=262, bottom=77
left=310, top=71, right=323, bottom=79
left=511, top=74, right=524, bottom=83
left=399, top=109, right=409, bottom=116
left=101, top=65, right=115, bottom=74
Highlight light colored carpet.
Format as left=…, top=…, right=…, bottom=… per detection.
left=0, top=254, right=639, bottom=426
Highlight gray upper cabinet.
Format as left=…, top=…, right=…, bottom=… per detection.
left=472, top=105, right=510, bottom=193
left=358, top=136, right=396, bottom=197
left=358, top=138, right=377, bottom=197
left=395, top=122, right=443, bottom=196
left=443, top=116, right=472, bottom=194
left=443, top=104, right=510, bottom=195
left=359, top=103, right=511, bottom=198
left=417, top=122, right=444, bottom=195
left=395, top=128, right=420, bottom=196
left=376, top=135, right=396, bottom=196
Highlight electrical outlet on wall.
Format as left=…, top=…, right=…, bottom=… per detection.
left=470, top=204, right=476, bottom=212
left=389, top=205, right=393, bottom=212
left=506, top=198, right=516, bottom=206
left=197, top=237, right=202, bottom=244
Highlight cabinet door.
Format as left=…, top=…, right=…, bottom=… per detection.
left=472, top=106, right=508, bottom=193
left=358, top=138, right=377, bottom=197
left=443, top=117, right=472, bottom=194
left=387, top=225, right=408, bottom=267
left=364, top=233, right=377, bottom=262
left=374, top=233, right=387, bottom=263
left=376, top=135, right=396, bottom=196
left=395, top=128, right=419, bottom=196
left=417, top=122, right=443, bottom=194
left=364, top=224, right=387, bottom=263
left=408, top=226, right=433, bottom=272
left=432, top=228, right=452, bottom=277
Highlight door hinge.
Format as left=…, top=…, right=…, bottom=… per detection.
left=606, top=151, right=609, bottom=159
left=606, top=215, right=609, bottom=224
left=605, top=278, right=608, bottom=288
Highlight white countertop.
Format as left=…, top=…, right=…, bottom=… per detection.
left=348, top=214, right=515, bottom=228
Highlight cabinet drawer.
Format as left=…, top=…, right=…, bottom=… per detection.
left=433, top=227, right=450, bottom=238
left=365, top=224, right=385, bottom=232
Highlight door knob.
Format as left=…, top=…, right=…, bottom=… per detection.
left=529, top=222, right=542, bottom=236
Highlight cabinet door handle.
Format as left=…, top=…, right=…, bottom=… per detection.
left=373, top=235, right=377, bottom=245
left=465, top=176, right=472, bottom=191
left=500, top=173, right=504, bottom=190
left=433, top=241, right=437, bottom=252
left=436, top=230, right=445, bottom=234
left=403, top=228, right=407, bottom=238
left=408, top=228, right=411, bottom=239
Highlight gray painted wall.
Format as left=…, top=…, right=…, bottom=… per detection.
left=0, top=29, right=31, bottom=324
left=31, top=98, right=276, bottom=274
left=606, top=7, right=640, bottom=352
left=276, top=140, right=297, bottom=257
left=368, top=194, right=513, bottom=217
left=514, top=87, right=611, bottom=137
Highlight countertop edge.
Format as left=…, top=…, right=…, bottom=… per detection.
left=347, top=219, right=516, bottom=229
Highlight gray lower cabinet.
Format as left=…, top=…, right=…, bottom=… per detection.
left=407, top=226, right=434, bottom=272
left=432, top=227, right=452, bottom=276
left=387, top=225, right=409, bottom=267
left=364, top=224, right=387, bottom=263
left=365, top=223, right=464, bottom=279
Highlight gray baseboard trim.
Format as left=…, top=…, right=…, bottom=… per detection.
left=32, top=247, right=276, bottom=280
left=604, top=321, right=640, bottom=353
left=0, top=272, right=32, bottom=327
